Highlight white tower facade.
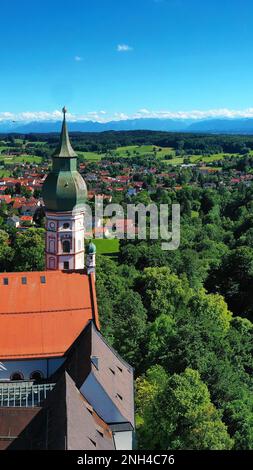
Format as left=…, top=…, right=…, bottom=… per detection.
left=45, top=210, right=85, bottom=271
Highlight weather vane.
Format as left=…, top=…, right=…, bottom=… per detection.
left=62, top=106, right=67, bottom=116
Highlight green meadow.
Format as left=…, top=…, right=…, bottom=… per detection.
left=162, top=152, right=244, bottom=165
left=0, top=154, right=42, bottom=165
left=78, top=145, right=174, bottom=162
left=77, top=145, right=246, bottom=166
left=93, top=238, right=120, bottom=260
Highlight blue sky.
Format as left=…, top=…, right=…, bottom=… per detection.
left=1, top=0, right=253, bottom=121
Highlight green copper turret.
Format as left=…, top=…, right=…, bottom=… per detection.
left=42, top=107, right=87, bottom=212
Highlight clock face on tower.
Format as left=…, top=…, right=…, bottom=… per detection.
left=49, top=221, right=56, bottom=231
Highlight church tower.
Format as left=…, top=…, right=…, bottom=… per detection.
left=42, top=107, right=87, bottom=271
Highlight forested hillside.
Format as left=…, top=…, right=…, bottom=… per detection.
left=96, top=182, right=253, bottom=450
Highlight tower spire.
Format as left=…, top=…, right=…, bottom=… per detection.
left=54, top=106, right=77, bottom=158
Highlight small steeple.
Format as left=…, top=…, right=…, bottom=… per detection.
left=54, top=106, right=77, bottom=158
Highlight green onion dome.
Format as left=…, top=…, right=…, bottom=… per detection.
left=42, top=107, right=87, bottom=212
left=86, top=241, right=97, bottom=254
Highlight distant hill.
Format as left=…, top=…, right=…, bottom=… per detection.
left=188, top=118, right=253, bottom=134
left=1, top=117, right=253, bottom=134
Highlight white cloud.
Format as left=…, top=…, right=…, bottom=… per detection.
left=117, top=44, right=133, bottom=52
left=131, top=107, right=253, bottom=120
left=113, top=112, right=130, bottom=120
left=2, top=107, right=253, bottom=123
left=74, top=55, right=83, bottom=61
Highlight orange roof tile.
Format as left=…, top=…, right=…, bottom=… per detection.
left=0, top=270, right=99, bottom=360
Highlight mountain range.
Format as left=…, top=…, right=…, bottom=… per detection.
left=1, top=117, right=253, bottom=134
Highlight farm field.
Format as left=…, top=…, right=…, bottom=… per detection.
left=0, top=155, right=42, bottom=164
left=77, top=145, right=247, bottom=166
left=78, top=145, right=174, bottom=162
left=162, top=152, right=244, bottom=165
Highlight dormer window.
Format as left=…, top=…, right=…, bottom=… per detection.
left=88, top=438, right=96, bottom=447
left=30, top=371, right=44, bottom=382
left=10, top=371, right=24, bottom=381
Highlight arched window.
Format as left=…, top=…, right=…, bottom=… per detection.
left=62, top=240, right=71, bottom=253
left=49, top=239, right=55, bottom=253
left=10, top=371, right=24, bottom=381
left=30, top=371, right=44, bottom=382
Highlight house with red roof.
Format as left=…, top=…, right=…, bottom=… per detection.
left=0, top=195, right=12, bottom=204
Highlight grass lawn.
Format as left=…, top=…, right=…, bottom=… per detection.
left=93, top=238, right=120, bottom=260
left=78, top=151, right=102, bottom=161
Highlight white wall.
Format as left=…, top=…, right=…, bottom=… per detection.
left=113, top=431, right=133, bottom=450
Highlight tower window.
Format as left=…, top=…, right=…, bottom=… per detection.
left=10, top=371, right=24, bottom=381
left=3, top=278, right=8, bottom=285
left=64, top=261, right=69, bottom=270
left=62, top=240, right=71, bottom=253
left=40, top=276, right=46, bottom=284
left=63, top=223, right=70, bottom=229
left=49, top=257, right=56, bottom=269
left=21, top=277, right=27, bottom=285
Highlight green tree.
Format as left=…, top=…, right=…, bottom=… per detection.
left=174, top=290, right=232, bottom=374
left=13, top=228, right=45, bottom=271
left=0, top=229, right=14, bottom=271
left=136, top=267, right=191, bottom=321
left=207, top=246, right=253, bottom=319
left=137, top=368, right=233, bottom=450
left=112, top=290, right=147, bottom=368
left=146, top=313, right=176, bottom=368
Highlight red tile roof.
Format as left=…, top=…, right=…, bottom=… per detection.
left=0, top=271, right=99, bottom=360
left=20, top=215, right=33, bottom=221
left=0, top=195, right=12, bottom=203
